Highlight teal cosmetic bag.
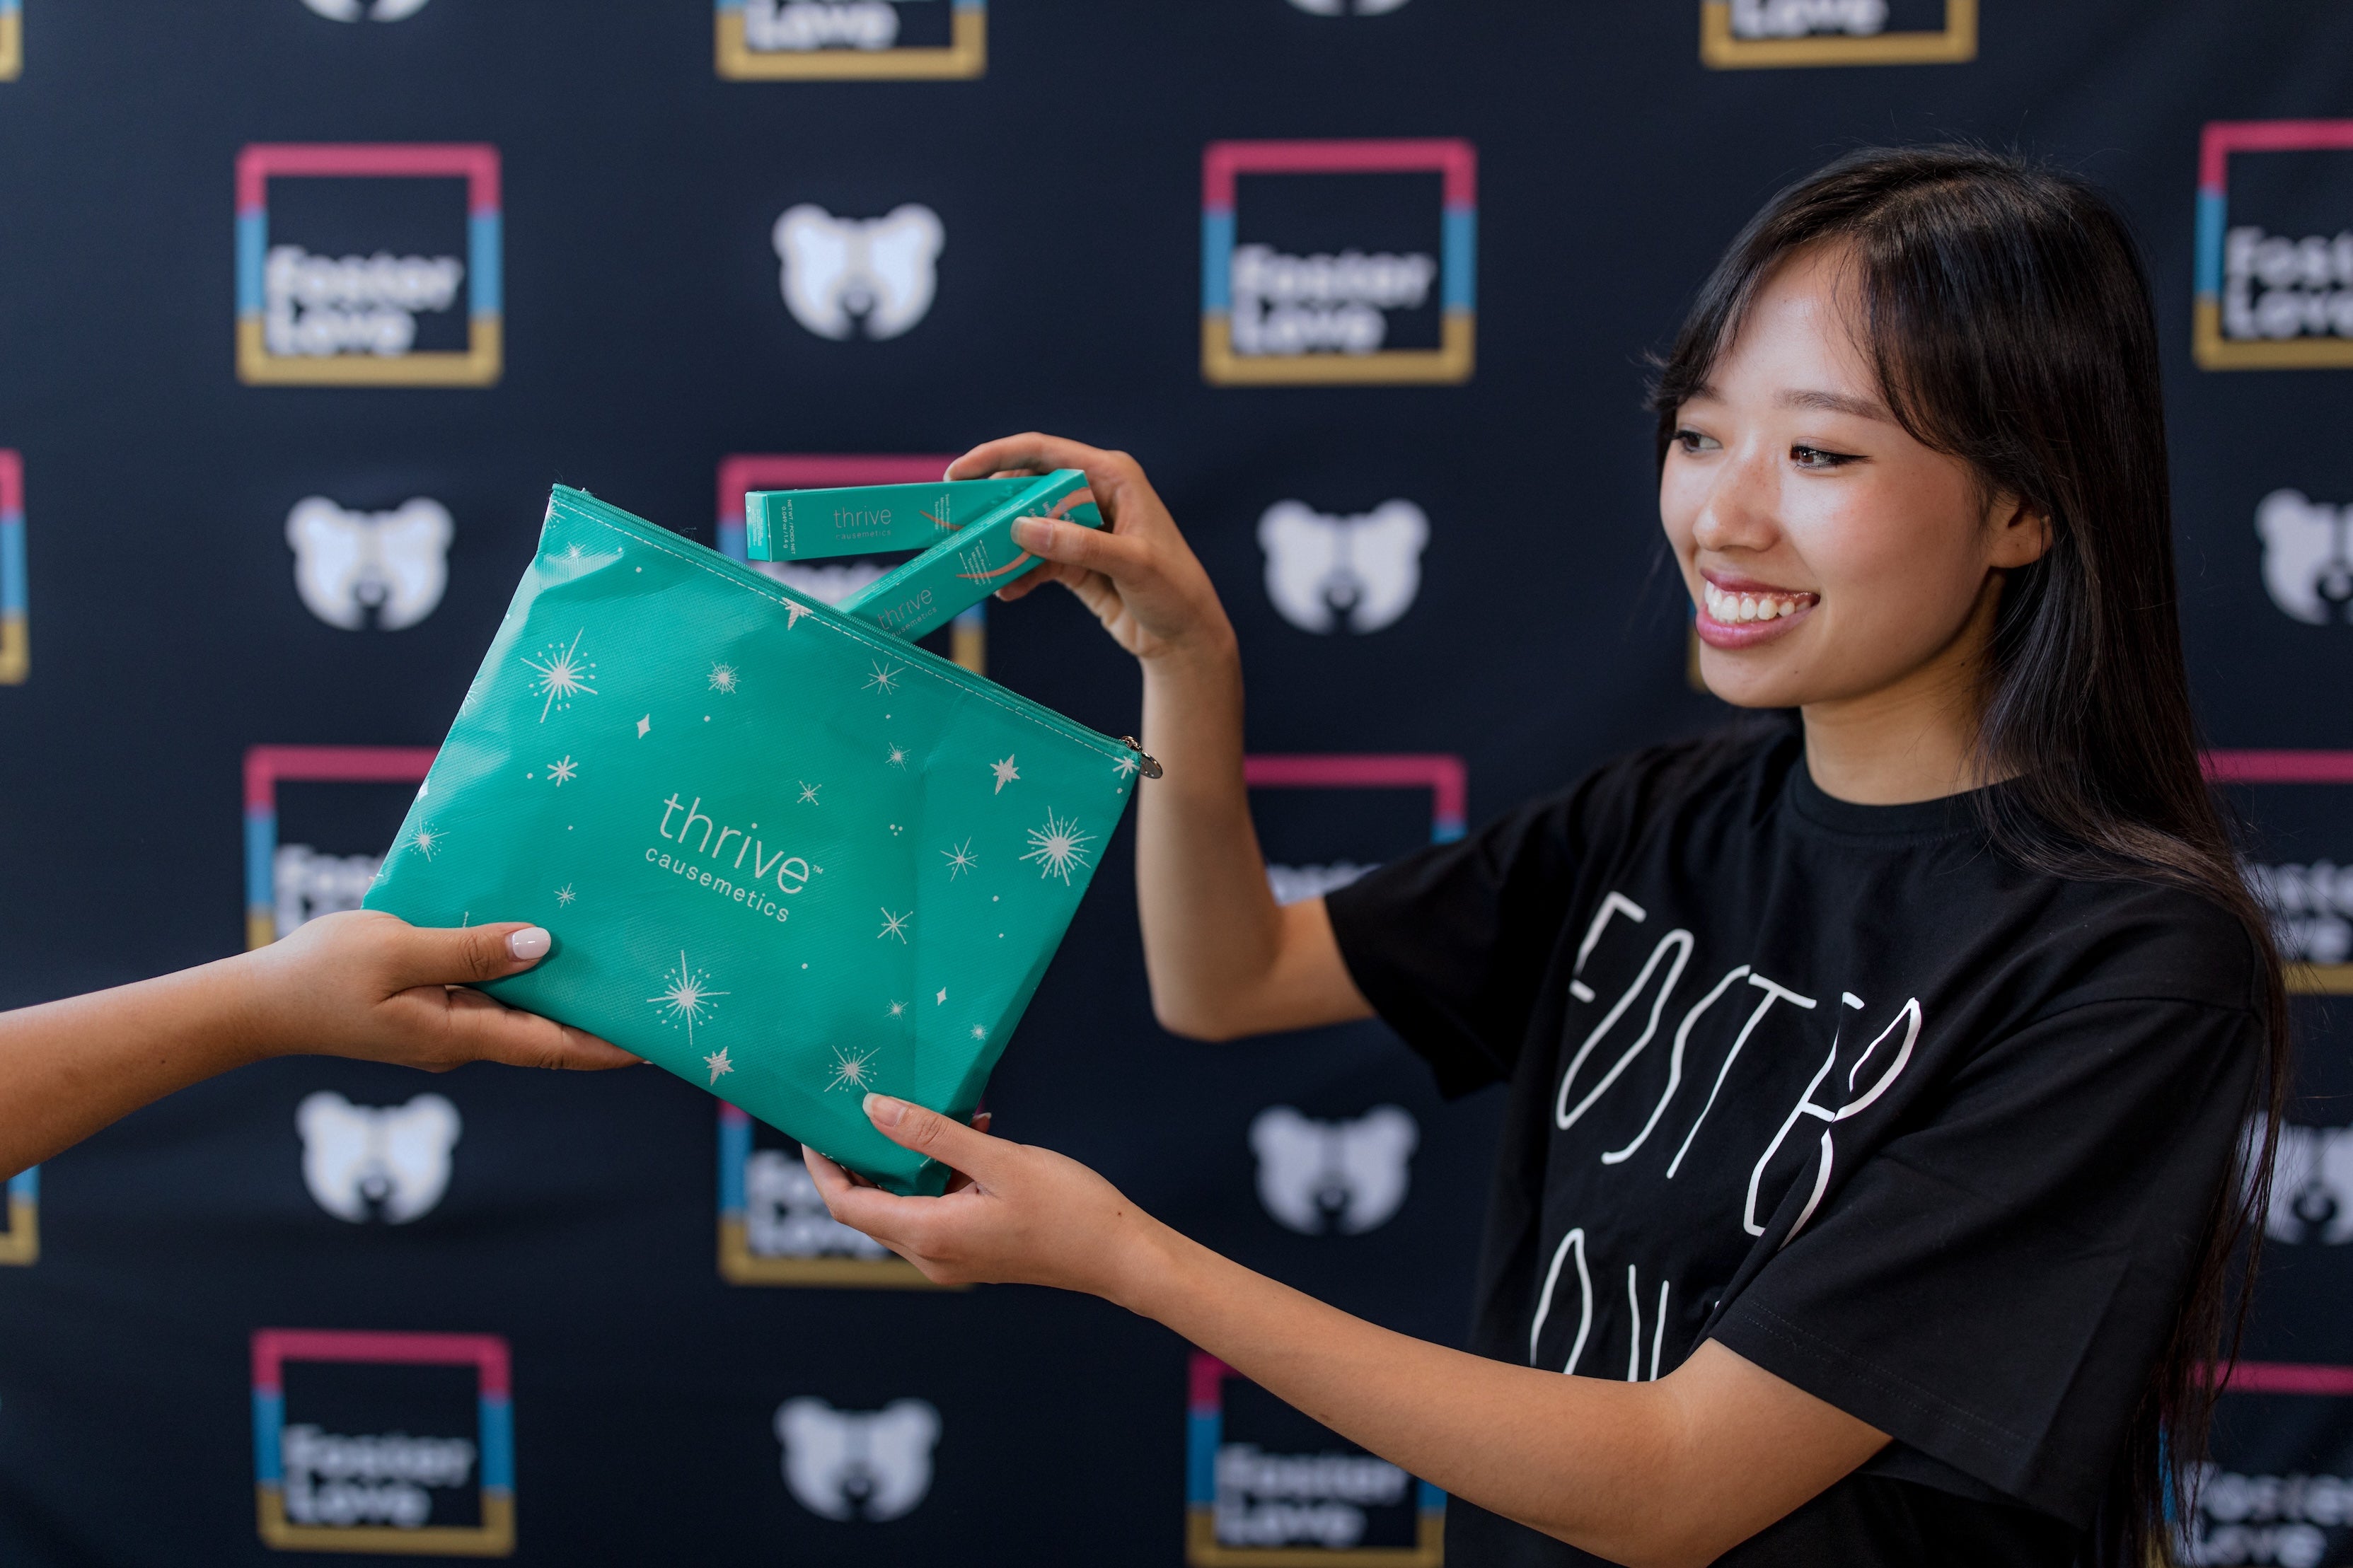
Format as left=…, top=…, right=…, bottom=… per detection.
left=365, top=485, right=1146, bottom=1193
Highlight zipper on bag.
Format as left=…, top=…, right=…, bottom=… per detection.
left=546, top=486, right=1150, bottom=772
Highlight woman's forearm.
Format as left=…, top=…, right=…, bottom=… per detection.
left=1134, top=637, right=1300, bottom=1038
left=1109, top=1215, right=1881, bottom=1568
left=0, top=956, right=268, bottom=1176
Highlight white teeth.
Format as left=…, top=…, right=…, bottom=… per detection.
left=1704, top=583, right=1812, bottom=624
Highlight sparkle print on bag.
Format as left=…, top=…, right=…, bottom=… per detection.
left=709, top=662, right=739, bottom=693
left=877, top=908, right=911, bottom=943
left=1020, top=811, right=1093, bottom=883
left=864, top=660, right=903, bottom=695
left=990, top=755, right=1019, bottom=792
left=545, top=755, right=577, bottom=786
left=940, top=840, right=977, bottom=878
left=521, top=629, right=598, bottom=721
left=648, top=951, right=728, bottom=1052
left=407, top=821, right=445, bottom=860
left=826, top=1045, right=880, bottom=1093
left=705, top=1046, right=735, bottom=1085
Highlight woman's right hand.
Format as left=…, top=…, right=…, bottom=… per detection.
left=947, top=434, right=1235, bottom=666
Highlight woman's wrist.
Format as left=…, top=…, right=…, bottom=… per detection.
left=1100, top=1206, right=1201, bottom=1322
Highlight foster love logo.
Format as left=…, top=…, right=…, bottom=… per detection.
left=2196, top=121, right=2353, bottom=370
left=236, top=144, right=502, bottom=386
left=1699, top=0, right=1975, bottom=68
left=717, top=0, right=985, bottom=79
left=1202, top=139, right=1474, bottom=386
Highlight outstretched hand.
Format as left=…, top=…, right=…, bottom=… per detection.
left=947, top=433, right=1235, bottom=666
left=244, top=910, right=638, bottom=1073
left=804, top=1093, right=1155, bottom=1298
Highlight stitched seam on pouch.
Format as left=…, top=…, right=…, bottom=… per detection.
left=574, top=511, right=1121, bottom=754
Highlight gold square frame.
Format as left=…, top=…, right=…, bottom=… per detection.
left=1700, top=0, right=1975, bottom=68
left=716, top=4, right=984, bottom=80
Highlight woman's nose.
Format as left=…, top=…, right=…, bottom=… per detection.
left=1691, top=445, right=1780, bottom=554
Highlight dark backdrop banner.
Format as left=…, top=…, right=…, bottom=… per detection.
left=2, top=3, right=2352, bottom=1563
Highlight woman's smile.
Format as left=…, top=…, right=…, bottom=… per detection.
left=1696, top=569, right=1819, bottom=647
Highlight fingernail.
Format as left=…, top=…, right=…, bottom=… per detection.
left=1011, top=517, right=1050, bottom=550
left=507, top=927, right=551, bottom=960
left=864, top=1093, right=906, bottom=1127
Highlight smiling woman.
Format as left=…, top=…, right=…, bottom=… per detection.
left=807, top=146, right=2285, bottom=1568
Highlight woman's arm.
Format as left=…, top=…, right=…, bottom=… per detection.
left=950, top=434, right=1372, bottom=1040
left=0, top=910, right=635, bottom=1177
left=809, top=1098, right=1888, bottom=1568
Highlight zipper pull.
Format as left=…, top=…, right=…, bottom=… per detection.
left=1119, top=736, right=1163, bottom=779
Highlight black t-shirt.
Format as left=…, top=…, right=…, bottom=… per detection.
left=1324, top=726, right=2262, bottom=1567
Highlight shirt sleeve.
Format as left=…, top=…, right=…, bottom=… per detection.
left=1708, top=994, right=2262, bottom=1526
left=1323, top=789, right=1584, bottom=1097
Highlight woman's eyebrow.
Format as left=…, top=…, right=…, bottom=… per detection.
left=1778, top=388, right=1893, bottom=421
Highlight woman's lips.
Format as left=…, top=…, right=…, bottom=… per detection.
left=1695, top=579, right=1818, bottom=649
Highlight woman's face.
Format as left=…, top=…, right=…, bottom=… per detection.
left=1660, top=245, right=2044, bottom=713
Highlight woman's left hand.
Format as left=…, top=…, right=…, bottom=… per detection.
left=803, top=1094, right=1152, bottom=1297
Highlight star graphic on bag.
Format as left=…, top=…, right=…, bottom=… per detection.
left=990, top=755, right=1019, bottom=793
left=636, top=714, right=652, bottom=738
left=941, top=839, right=978, bottom=878
left=878, top=907, right=911, bottom=943
left=865, top=660, right=904, bottom=695
left=826, top=1045, right=879, bottom=1093
left=547, top=755, right=578, bottom=786
left=521, top=629, right=599, bottom=722
left=783, top=600, right=811, bottom=629
left=936, top=987, right=948, bottom=1005
left=885, top=743, right=911, bottom=770
left=708, top=663, right=739, bottom=694
left=408, top=823, right=444, bottom=860
left=703, top=1046, right=734, bottom=1085
left=797, top=781, right=821, bottom=805
left=555, top=883, right=577, bottom=907
left=886, top=1000, right=907, bottom=1019
left=969, top=1024, right=988, bottom=1042
left=1112, top=753, right=1140, bottom=781
left=1020, top=810, right=1095, bottom=884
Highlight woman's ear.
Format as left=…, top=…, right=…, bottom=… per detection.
left=1987, top=494, right=2052, bottom=571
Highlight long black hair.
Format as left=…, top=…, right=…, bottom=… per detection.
left=1650, top=144, right=2288, bottom=1564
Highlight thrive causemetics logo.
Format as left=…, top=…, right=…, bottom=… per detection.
left=1188, top=1353, right=1442, bottom=1564
left=245, top=745, right=437, bottom=950
left=0, top=450, right=23, bottom=684
left=253, top=1330, right=514, bottom=1555
left=2195, top=121, right=2353, bottom=371
left=1700, top=0, right=1974, bottom=68
left=236, top=144, right=502, bottom=386
left=716, top=0, right=983, bottom=79
left=1202, top=139, right=1475, bottom=386
left=715, top=454, right=985, bottom=675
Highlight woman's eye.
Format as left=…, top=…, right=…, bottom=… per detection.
left=1675, top=429, right=1719, bottom=454
left=1791, top=443, right=1858, bottom=470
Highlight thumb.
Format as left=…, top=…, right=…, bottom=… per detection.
left=865, top=1094, right=1005, bottom=1179
left=388, top=922, right=552, bottom=991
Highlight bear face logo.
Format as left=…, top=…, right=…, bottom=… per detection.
left=744, top=1149, right=891, bottom=1260
left=300, top=0, right=432, bottom=19
left=1249, top=1105, right=1418, bottom=1235
left=1257, top=499, right=1428, bottom=634
left=2264, top=1122, right=2353, bottom=1245
left=2257, top=487, right=2353, bottom=625
left=295, top=1091, right=461, bottom=1224
left=287, top=496, right=453, bottom=631
left=774, top=1398, right=940, bottom=1521
left=772, top=204, right=944, bottom=341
